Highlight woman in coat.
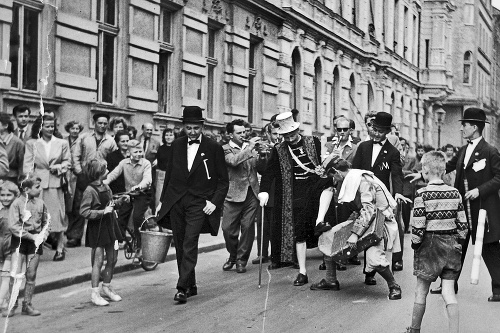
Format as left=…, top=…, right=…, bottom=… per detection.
left=24, top=115, right=71, bottom=261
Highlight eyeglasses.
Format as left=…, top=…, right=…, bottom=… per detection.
left=336, top=128, right=349, bottom=132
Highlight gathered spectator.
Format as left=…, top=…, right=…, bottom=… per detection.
left=109, top=117, right=128, bottom=137
left=138, top=123, right=160, bottom=166
left=0, top=113, right=25, bottom=183
left=127, top=126, right=137, bottom=140
left=155, top=128, right=175, bottom=209
left=12, top=105, right=31, bottom=143
left=106, top=130, right=130, bottom=195
left=43, top=111, right=64, bottom=139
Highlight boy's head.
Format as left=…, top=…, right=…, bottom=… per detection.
left=127, top=140, right=144, bottom=161
left=0, top=181, right=19, bottom=207
left=20, top=177, right=42, bottom=198
left=86, top=159, right=108, bottom=183
left=421, top=151, right=446, bottom=180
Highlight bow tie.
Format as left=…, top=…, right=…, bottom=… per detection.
left=467, top=140, right=473, bottom=145
left=373, top=141, right=384, bottom=146
left=188, top=139, right=200, bottom=145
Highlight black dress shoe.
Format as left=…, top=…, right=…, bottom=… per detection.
left=53, top=251, right=65, bottom=262
left=336, top=263, right=347, bottom=271
left=251, top=256, right=270, bottom=265
left=236, top=263, right=247, bottom=273
left=318, top=262, right=326, bottom=270
left=347, top=256, right=361, bottom=265
left=222, top=259, right=235, bottom=271
left=293, top=273, right=308, bottom=286
left=392, top=261, right=403, bottom=271
left=488, top=294, right=500, bottom=302
left=66, top=239, right=81, bottom=248
left=314, top=221, right=332, bottom=236
left=388, top=284, right=402, bottom=300
left=310, top=279, right=340, bottom=291
left=186, top=285, right=197, bottom=298
left=174, top=290, right=187, bottom=303
left=268, top=262, right=281, bottom=270
left=365, top=274, right=377, bottom=285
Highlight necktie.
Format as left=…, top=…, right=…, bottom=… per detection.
left=143, top=138, right=149, bottom=151
left=374, top=141, right=383, bottom=146
left=19, top=129, right=24, bottom=140
left=467, top=140, right=473, bottom=145
left=189, top=139, right=200, bottom=145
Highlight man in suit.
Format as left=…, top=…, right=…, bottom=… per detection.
left=352, top=112, right=410, bottom=285
left=12, top=105, right=32, bottom=143
left=408, top=108, right=500, bottom=301
left=138, top=123, right=161, bottom=165
left=324, top=117, right=358, bottom=164
left=221, top=119, right=265, bottom=273
left=157, top=106, right=228, bottom=304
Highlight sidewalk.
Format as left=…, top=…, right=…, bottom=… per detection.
left=31, top=232, right=226, bottom=294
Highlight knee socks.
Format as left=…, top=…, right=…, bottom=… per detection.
left=446, top=303, right=459, bottom=333
left=376, top=266, right=397, bottom=288
left=410, top=302, right=426, bottom=331
left=324, top=256, right=337, bottom=283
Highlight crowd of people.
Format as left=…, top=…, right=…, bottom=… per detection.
left=0, top=103, right=498, bottom=333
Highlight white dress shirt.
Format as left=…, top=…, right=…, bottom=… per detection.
left=463, top=136, right=482, bottom=168
left=371, top=139, right=387, bottom=167
left=187, top=135, right=202, bottom=171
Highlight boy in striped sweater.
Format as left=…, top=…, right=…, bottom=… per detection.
left=406, top=151, right=468, bottom=333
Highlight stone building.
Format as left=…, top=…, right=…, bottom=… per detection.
left=0, top=0, right=498, bottom=147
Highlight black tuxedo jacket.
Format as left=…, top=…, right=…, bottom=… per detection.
left=157, top=135, right=229, bottom=235
left=447, top=138, right=500, bottom=243
left=351, top=139, right=403, bottom=195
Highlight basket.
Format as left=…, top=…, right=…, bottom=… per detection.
left=140, top=230, right=173, bottom=263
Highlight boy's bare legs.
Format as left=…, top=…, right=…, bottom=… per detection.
left=0, top=258, right=12, bottom=308
left=409, top=277, right=431, bottom=333
left=23, top=254, right=40, bottom=315
left=442, top=279, right=459, bottom=333
left=2, top=252, right=24, bottom=317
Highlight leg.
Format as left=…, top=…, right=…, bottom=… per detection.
left=441, top=279, right=459, bottom=333
left=236, top=191, right=258, bottom=264
left=22, top=254, right=41, bottom=316
left=366, top=244, right=401, bottom=299
left=91, top=248, right=104, bottom=288
left=392, top=206, right=404, bottom=268
left=117, top=203, right=133, bottom=238
left=2, top=252, right=23, bottom=317
left=132, top=194, right=150, bottom=249
left=409, top=277, right=432, bottom=333
left=221, top=200, right=242, bottom=265
left=102, top=243, right=122, bottom=302
left=481, top=241, right=500, bottom=296
left=66, top=188, right=85, bottom=245
left=0, top=258, right=11, bottom=307
left=310, top=255, right=340, bottom=291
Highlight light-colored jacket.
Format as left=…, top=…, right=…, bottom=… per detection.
left=73, top=131, right=117, bottom=174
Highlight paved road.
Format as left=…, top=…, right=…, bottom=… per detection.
left=2, top=236, right=499, bottom=333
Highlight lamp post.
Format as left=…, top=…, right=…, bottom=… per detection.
left=435, top=107, right=446, bottom=148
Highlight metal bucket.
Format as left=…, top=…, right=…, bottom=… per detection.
left=140, top=230, right=173, bottom=263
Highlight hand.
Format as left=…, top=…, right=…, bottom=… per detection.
left=411, top=242, right=421, bottom=251
left=104, top=206, right=114, bottom=215
left=258, top=192, right=269, bottom=207
left=314, top=165, right=325, bottom=176
left=155, top=203, right=162, bottom=215
left=203, top=200, right=216, bottom=215
left=49, top=165, right=59, bottom=174
left=464, top=188, right=479, bottom=201
left=347, top=233, right=359, bottom=247
left=102, top=179, right=110, bottom=185
left=130, top=185, right=141, bottom=192
left=152, top=159, right=158, bottom=168
left=395, top=193, right=412, bottom=204
left=248, top=137, right=261, bottom=150
left=405, top=172, right=422, bottom=183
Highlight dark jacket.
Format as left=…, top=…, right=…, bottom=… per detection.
left=106, top=149, right=127, bottom=194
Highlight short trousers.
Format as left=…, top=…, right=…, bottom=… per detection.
left=364, top=241, right=390, bottom=272
left=413, top=233, right=462, bottom=282
left=10, top=236, right=43, bottom=256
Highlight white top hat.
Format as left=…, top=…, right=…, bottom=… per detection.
left=275, top=112, right=300, bottom=134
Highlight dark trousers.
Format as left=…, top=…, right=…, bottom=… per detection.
left=256, top=206, right=272, bottom=258
left=401, top=202, right=412, bottom=233
left=392, top=203, right=405, bottom=264
left=66, top=188, right=85, bottom=240
left=118, top=193, right=150, bottom=248
left=221, top=188, right=258, bottom=263
left=170, top=194, right=206, bottom=291
left=458, top=232, right=500, bottom=295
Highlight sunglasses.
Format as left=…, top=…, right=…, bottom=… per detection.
left=336, top=127, right=349, bottom=132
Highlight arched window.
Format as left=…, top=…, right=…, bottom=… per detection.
left=463, top=51, right=472, bottom=84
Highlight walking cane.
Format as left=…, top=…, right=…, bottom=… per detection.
left=259, top=206, right=265, bottom=288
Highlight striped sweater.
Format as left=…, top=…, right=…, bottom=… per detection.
left=411, top=180, right=468, bottom=245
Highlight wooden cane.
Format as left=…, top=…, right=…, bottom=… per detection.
left=471, top=209, right=487, bottom=285
left=259, top=206, right=265, bottom=288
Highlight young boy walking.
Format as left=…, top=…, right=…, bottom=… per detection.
left=407, top=151, right=468, bottom=333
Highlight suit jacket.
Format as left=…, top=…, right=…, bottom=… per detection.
left=157, top=135, right=229, bottom=235
left=325, top=141, right=358, bottom=164
left=14, top=125, right=32, bottom=143
left=222, top=141, right=265, bottom=202
left=447, top=138, right=500, bottom=243
left=23, top=137, right=71, bottom=189
left=138, top=135, right=161, bottom=164
left=351, top=139, right=403, bottom=195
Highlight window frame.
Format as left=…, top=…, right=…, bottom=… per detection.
left=463, top=51, right=473, bottom=85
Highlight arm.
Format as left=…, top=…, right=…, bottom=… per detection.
left=259, top=146, right=279, bottom=193
left=23, top=140, right=35, bottom=176
left=446, top=149, right=459, bottom=174
left=73, top=136, right=84, bottom=174
left=209, top=144, right=230, bottom=208
left=51, top=141, right=71, bottom=174
left=40, top=204, right=49, bottom=230
left=0, top=143, right=9, bottom=177
left=104, top=160, right=125, bottom=184
left=160, top=144, right=174, bottom=202
left=390, top=149, right=404, bottom=195
left=351, top=179, right=376, bottom=236
left=476, top=147, right=500, bottom=197
left=224, top=145, right=255, bottom=167
left=79, top=188, right=105, bottom=220
left=136, top=160, right=152, bottom=190
left=9, top=201, right=34, bottom=241
left=411, top=191, right=426, bottom=247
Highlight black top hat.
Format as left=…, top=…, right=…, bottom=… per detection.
left=460, top=107, right=489, bottom=124
left=182, top=106, right=205, bottom=123
left=372, top=112, right=393, bottom=129
left=93, top=113, right=110, bottom=122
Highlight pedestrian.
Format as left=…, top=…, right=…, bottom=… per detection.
left=221, top=119, right=266, bottom=273
left=104, top=140, right=152, bottom=254
left=4, top=176, right=48, bottom=317
left=80, top=159, right=126, bottom=306
left=108, top=117, right=128, bottom=137
left=406, top=151, right=468, bottom=333
left=0, top=181, right=18, bottom=310
left=24, top=115, right=71, bottom=261
left=408, top=107, right=500, bottom=300
left=156, top=106, right=229, bottom=304
left=0, top=113, right=25, bottom=183
left=155, top=128, right=175, bottom=209
left=12, top=105, right=31, bottom=143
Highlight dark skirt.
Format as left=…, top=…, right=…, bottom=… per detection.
left=85, top=214, right=123, bottom=248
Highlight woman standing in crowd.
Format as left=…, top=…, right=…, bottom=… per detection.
left=0, top=114, right=24, bottom=183
left=106, top=130, right=130, bottom=195
left=127, top=126, right=137, bottom=140
left=24, top=115, right=71, bottom=261
left=154, top=128, right=175, bottom=210
left=108, top=117, right=128, bottom=138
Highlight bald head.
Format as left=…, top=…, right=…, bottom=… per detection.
left=143, top=123, right=153, bottom=138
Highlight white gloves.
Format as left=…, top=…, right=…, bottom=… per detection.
left=258, top=192, right=269, bottom=207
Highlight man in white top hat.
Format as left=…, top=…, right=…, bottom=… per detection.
left=259, top=112, right=330, bottom=286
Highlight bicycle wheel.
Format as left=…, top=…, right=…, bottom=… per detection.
left=123, top=241, right=134, bottom=259
left=141, top=260, right=158, bottom=271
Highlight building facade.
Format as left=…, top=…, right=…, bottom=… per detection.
left=0, top=0, right=498, bottom=148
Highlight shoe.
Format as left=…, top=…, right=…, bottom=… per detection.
left=91, top=288, right=109, bottom=306
left=21, top=301, right=41, bottom=316
left=319, top=262, right=326, bottom=270
left=102, top=284, right=122, bottom=302
left=268, top=262, right=281, bottom=270
left=488, top=294, right=500, bottom=302
left=365, top=275, right=377, bottom=285
left=186, top=285, right=197, bottom=298
left=336, top=263, right=347, bottom=271
left=251, top=256, right=270, bottom=265
left=236, top=263, right=247, bottom=273
left=53, top=251, right=65, bottom=261
left=2, top=307, right=15, bottom=318
left=310, top=279, right=340, bottom=291
left=347, top=256, right=361, bottom=265
left=66, top=238, right=81, bottom=248
left=404, top=327, right=420, bottom=333
left=174, top=290, right=187, bottom=304
left=388, top=284, right=402, bottom=300
left=222, top=259, right=235, bottom=271
left=314, top=221, right=332, bottom=236
left=392, top=261, right=403, bottom=271
left=293, top=273, right=308, bottom=286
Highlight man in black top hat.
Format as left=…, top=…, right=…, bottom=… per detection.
left=408, top=107, right=500, bottom=301
left=157, top=106, right=228, bottom=304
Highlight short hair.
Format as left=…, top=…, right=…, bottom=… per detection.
left=127, top=139, right=142, bottom=150
left=13, top=105, right=31, bottom=116
left=423, top=144, right=435, bottom=153
left=444, top=143, right=454, bottom=150
left=85, top=159, right=107, bottom=183
left=415, top=143, right=424, bottom=151
left=92, top=113, right=110, bottom=122
left=364, top=111, right=377, bottom=123
left=20, top=176, right=42, bottom=190
left=30, top=115, right=55, bottom=139
left=109, top=117, right=128, bottom=131
left=0, top=180, right=19, bottom=197
left=128, top=126, right=137, bottom=139
left=226, top=119, right=247, bottom=134
left=161, top=127, right=174, bottom=145
left=349, top=119, right=355, bottom=130
left=325, top=157, right=351, bottom=174
left=399, top=137, right=408, bottom=144
left=336, top=117, right=350, bottom=128
left=64, top=120, right=84, bottom=133
left=0, top=113, right=14, bottom=133
left=421, top=151, right=446, bottom=176
left=114, top=130, right=130, bottom=144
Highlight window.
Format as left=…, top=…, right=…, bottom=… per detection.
left=424, top=39, right=430, bottom=68
left=96, top=0, right=118, bottom=104
left=247, top=38, right=261, bottom=124
left=290, top=49, right=301, bottom=110
left=393, top=0, right=399, bottom=52
left=158, top=52, right=170, bottom=113
left=463, top=51, right=472, bottom=84
left=97, top=0, right=115, bottom=25
left=9, top=3, right=39, bottom=91
left=158, top=8, right=175, bottom=113
left=314, top=60, right=322, bottom=131
left=207, top=26, right=219, bottom=119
